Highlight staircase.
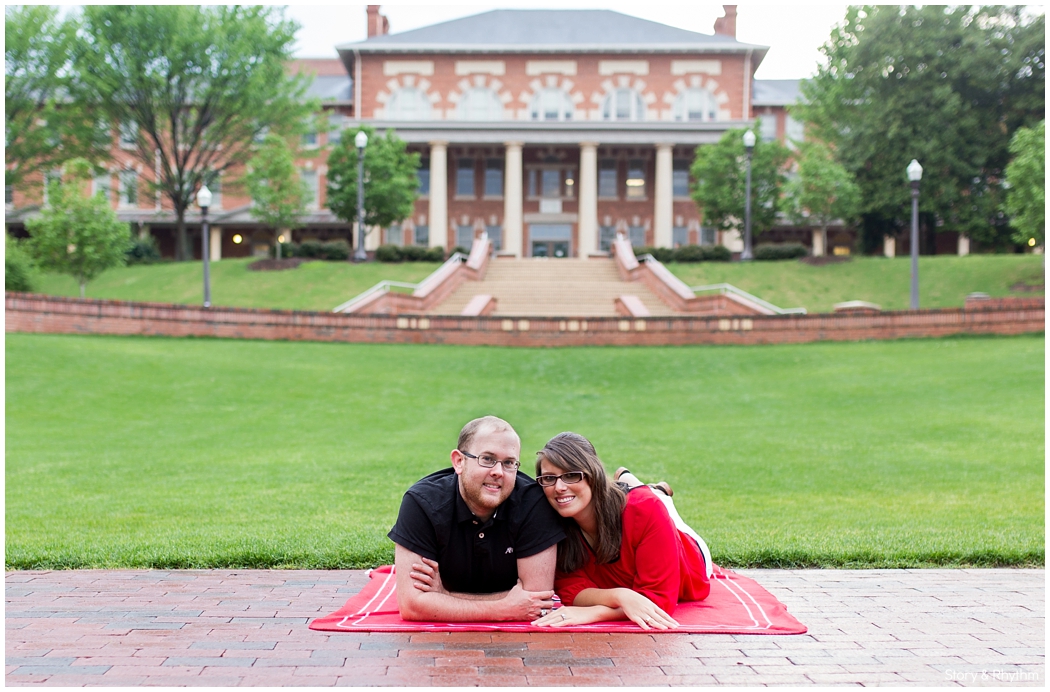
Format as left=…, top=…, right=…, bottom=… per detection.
left=426, top=257, right=677, bottom=317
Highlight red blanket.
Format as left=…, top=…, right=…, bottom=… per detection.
left=309, top=565, right=806, bottom=634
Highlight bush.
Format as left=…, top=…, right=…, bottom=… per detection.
left=424, top=246, right=445, bottom=262
left=672, top=244, right=732, bottom=262
left=399, top=245, right=428, bottom=262
left=126, top=236, right=161, bottom=265
left=375, top=244, right=402, bottom=262
left=450, top=245, right=469, bottom=257
left=754, top=242, right=808, bottom=261
left=271, top=241, right=299, bottom=259
left=5, top=234, right=35, bottom=292
left=321, top=239, right=351, bottom=261
left=298, top=239, right=325, bottom=259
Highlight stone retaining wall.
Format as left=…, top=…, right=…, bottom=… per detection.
left=6, top=293, right=1043, bottom=347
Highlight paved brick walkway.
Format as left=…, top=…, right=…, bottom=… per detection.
left=6, top=568, right=1044, bottom=686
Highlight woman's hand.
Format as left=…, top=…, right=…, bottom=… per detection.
left=408, top=557, right=447, bottom=594
left=532, top=605, right=608, bottom=627
left=616, top=589, right=679, bottom=630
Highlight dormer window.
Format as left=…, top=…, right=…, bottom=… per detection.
left=673, top=88, right=718, bottom=122
left=388, top=87, right=432, bottom=120
left=602, top=88, right=645, bottom=121
left=530, top=88, right=574, bottom=122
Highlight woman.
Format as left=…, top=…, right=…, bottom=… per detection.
left=532, top=432, right=712, bottom=630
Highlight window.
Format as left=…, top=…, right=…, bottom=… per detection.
left=673, top=159, right=690, bottom=198
left=207, top=173, right=222, bottom=209
left=456, top=225, right=474, bottom=249
left=384, top=224, right=403, bottom=246
left=5, top=185, right=13, bottom=206
left=602, top=88, right=645, bottom=121
left=485, top=225, right=503, bottom=251
left=301, top=169, right=319, bottom=209
left=418, top=158, right=430, bottom=196
left=387, top=87, right=432, bottom=120
left=458, top=87, right=503, bottom=121
left=701, top=226, right=716, bottom=246
left=456, top=158, right=475, bottom=197
left=759, top=115, right=777, bottom=143
left=118, top=120, right=138, bottom=148
left=92, top=173, right=113, bottom=202
left=628, top=226, right=646, bottom=247
left=328, top=114, right=345, bottom=145
left=530, top=88, right=574, bottom=121
left=599, top=225, right=616, bottom=252
left=484, top=159, right=503, bottom=197
left=118, top=170, right=138, bottom=207
left=673, top=88, right=718, bottom=122
left=626, top=159, right=646, bottom=199
left=598, top=159, right=618, bottom=198
left=540, top=169, right=561, bottom=198
left=414, top=225, right=429, bottom=246
left=302, top=129, right=318, bottom=148
left=673, top=226, right=688, bottom=247
left=42, top=169, right=61, bottom=206
left=785, top=116, right=805, bottom=149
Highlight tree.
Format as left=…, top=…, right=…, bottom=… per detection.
left=72, top=5, right=316, bottom=261
left=690, top=126, right=789, bottom=238
left=5, top=232, right=36, bottom=292
left=243, top=133, right=309, bottom=260
left=796, top=6, right=1045, bottom=251
left=25, top=159, right=131, bottom=298
left=4, top=6, right=109, bottom=196
left=783, top=140, right=861, bottom=253
left=326, top=125, right=420, bottom=247
left=1004, top=120, right=1045, bottom=247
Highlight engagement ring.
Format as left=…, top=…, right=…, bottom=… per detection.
left=559, top=613, right=566, bottom=621
left=540, top=608, right=549, bottom=617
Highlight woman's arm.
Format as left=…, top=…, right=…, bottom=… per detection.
left=533, top=586, right=678, bottom=629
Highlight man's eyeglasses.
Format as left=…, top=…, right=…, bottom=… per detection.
left=536, top=471, right=585, bottom=487
left=459, top=450, right=520, bottom=473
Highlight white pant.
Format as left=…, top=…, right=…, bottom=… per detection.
left=618, top=470, right=714, bottom=578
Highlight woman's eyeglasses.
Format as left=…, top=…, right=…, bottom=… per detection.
left=536, top=471, right=585, bottom=487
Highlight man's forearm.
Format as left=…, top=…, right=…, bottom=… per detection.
left=401, top=589, right=513, bottom=621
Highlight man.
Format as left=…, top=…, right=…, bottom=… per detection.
left=388, top=416, right=565, bottom=621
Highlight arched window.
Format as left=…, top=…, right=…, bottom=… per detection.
left=387, top=87, right=432, bottom=120
left=602, top=88, right=645, bottom=121
left=458, top=87, right=504, bottom=121
left=530, top=88, right=574, bottom=122
left=673, top=88, right=718, bottom=122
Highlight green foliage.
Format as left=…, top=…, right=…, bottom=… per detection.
left=24, top=159, right=131, bottom=297
left=783, top=140, right=861, bottom=243
left=796, top=6, right=1045, bottom=245
left=73, top=5, right=316, bottom=260
left=754, top=243, right=809, bottom=261
left=633, top=246, right=675, bottom=262
left=5, top=233, right=36, bottom=292
left=1004, top=121, right=1045, bottom=246
left=244, top=133, right=309, bottom=259
left=5, top=333, right=1043, bottom=568
left=321, top=239, right=351, bottom=261
left=690, top=127, right=790, bottom=236
left=125, top=236, right=161, bottom=266
left=297, top=239, right=325, bottom=259
left=272, top=241, right=299, bottom=259
left=673, top=244, right=732, bottom=262
left=326, top=125, right=420, bottom=238
left=375, top=244, right=403, bottom=262
left=4, top=6, right=111, bottom=194
left=396, top=245, right=445, bottom=262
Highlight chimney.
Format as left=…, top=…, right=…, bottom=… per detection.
left=367, top=6, right=390, bottom=38
left=713, top=5, right=737, bottom=38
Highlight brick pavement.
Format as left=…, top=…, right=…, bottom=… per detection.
left=5, top=568, right=1044, bottom=686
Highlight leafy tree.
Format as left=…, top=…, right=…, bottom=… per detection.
left=690, top=126, right=789, bottom=237
left=783, top=140, right=861, bottom=253
left=4, top=6, right=109, bottom=197
left=243, top=133, right=309, bottom=260
left=25, top=159, right=131, bottom=298
left=796, top=6, right=1045, bottom=251
left=1004, top=120, right=1045, bottom=247
left=326, top=125, right=419, bottom=247
left=72, top=5, right=316, bottom=261
left=5, top=232, right=36, bottom=292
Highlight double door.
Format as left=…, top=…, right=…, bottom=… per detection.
left=529, top=224, right=572, bottom=258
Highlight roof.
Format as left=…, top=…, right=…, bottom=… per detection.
left=752, top=79, right=803, bottom=107
left=337, top=9, right=767, bottom=55
left=306, top=75, right=353, bottom=103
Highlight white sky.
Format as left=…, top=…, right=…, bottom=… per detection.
left=285, top=2, right=854, bottom=80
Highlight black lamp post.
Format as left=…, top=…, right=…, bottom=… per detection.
left=353, top=130, right=369, bottom=262
left=906, top=159, right=923, bottom=309
left=741, top=129, right=756, bottom=261
left=196, top=185, right=212, bottom=308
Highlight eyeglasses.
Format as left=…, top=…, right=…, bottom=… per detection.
left=536, top=471, right=586, bottom=487
left=459, top=450, right=520, bottom=472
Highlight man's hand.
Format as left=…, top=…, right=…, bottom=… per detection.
left=409, top=557, right=446, bottom=594
left=499, top=579, right=555, bottom=621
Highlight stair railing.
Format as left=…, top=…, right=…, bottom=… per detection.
left=332, top=252, right=467, bottom=313
left=688, top=282, right=807, bottom=315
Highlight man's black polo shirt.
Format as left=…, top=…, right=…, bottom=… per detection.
left=388, top=467, right=565, bottom=594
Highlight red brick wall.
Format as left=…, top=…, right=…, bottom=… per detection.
left=7, top=293, right=1043, bottom=348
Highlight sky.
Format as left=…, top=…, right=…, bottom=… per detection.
left=285, top=2, right=855, bottom=80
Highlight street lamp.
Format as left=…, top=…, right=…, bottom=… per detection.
left=353, top=130, right=369, bottom=262
left=196, top=184, right=212, bottom=308
left=906, top=159, right=923, bottom=309
left=741, top=129, right=756, bottom=261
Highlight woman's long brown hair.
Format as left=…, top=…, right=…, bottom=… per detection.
left=536, top=432, right=626, bottom=573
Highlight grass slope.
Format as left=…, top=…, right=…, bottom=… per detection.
left=27, top=254, right=1044, bottom=314
left=6, top=333, right=1044, bottom=569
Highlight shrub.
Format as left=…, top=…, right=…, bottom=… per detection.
left=424, top=246, right=445, bottom=262
left=633, top=245, right=655, bottom=257
left=450, top=245, right=469, bottom=257
left=271, top=241, right=299, bottom=259
left=399, top=245, right=428, bottom=262
left=704, top=245, right=732, bottom=262
left=5, top=234, right=35, bottom=292
left=754, top=242, right=808, bottom=261
left=375, top=244, right=402, bottom=262
left=321, top=239, right=351, bottom=261
left=298, top=239, right=325, bottom=259
left=126, top=236, right=161, bottom=265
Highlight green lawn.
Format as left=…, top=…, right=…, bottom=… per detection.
left=26, top=254, right=1044, bottom=314
left=29, top=257, right=441, bottom=312
left=6, top=333, right=1043, bottom=569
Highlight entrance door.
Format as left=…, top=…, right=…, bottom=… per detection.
left=528, top=224, right=572, bottom=258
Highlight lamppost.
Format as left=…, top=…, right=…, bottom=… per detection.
left=197, top=185, right=212, bottom=308
left=741, top=129, right=756, bottom=261
left=906, top=159, right=923, bottom=310
left=353, top=130, right=369, bottom=262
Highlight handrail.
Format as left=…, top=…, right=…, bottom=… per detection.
left=332, top=253, right=466, bottom=313
left=688, top=282, right=807, bottom=315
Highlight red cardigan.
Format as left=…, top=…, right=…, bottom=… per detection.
left=553, top=486, right=710, bottom=614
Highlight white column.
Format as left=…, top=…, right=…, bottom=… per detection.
left=366, top=225, right=382, bottom=251
left=578, top=142, right=598, bottom=258
left=811, top=229, right=825, bottom=257
left=884, top=236, right=896, bottom=258
left=957, top=234, right=970, bottom=256
left=428, top=141, right=448, bottom=249
left=503, top=142, right=523, bottom=258
left=210, top=226, right=222, bottom=261
left=653, top=144, right=673, bottom=248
